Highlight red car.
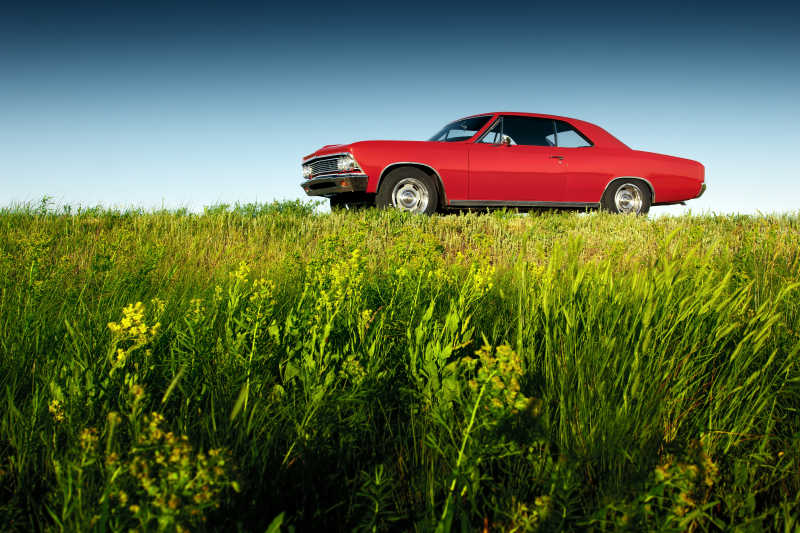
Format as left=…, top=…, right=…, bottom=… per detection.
left=301, top=112, right=706, bottom=215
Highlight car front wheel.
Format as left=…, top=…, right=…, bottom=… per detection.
left=330, top=193, right=371, bottom=211
left=376, top=168, right=438, bottom=215
left=601, top=180, right=651, bottom=215
left=329, top=196, right=347, bottom=211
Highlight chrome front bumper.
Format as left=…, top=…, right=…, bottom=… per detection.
left=301, top=173, right=369, bottom=196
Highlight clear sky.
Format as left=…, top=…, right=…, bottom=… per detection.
left=2, top=1, right=798, bottom=214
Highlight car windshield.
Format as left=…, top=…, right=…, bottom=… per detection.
left=428, top=115, right=492, bottom=142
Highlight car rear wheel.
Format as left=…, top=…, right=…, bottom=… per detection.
left=376, top=168, right=438, bottom=215
left=601, top=180, right=651, bottom=215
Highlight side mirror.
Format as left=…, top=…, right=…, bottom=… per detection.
left=501, top=135, right=512, bottom=146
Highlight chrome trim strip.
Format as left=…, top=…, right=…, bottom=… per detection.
left=449, top=200, right=599, bottom=209
left=601, top=176, right=656, bottom=203
left=475, top=116, right=502, bottom=144
left=304, top=172, right=368, bottom=182
left=377, top=162, right=448, bottom=205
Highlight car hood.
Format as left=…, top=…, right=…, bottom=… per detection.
left=304, top=140, right=452, bottom=162
left=302, top=144, right=355, bottom=161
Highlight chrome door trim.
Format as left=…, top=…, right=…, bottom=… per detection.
left=449, top=200, right=599, bottom=209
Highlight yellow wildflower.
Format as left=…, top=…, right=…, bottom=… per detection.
left=79, top=427, right=99, bottom=452
left=231, top=261, right=250, bottom=283
left=48, top=399, right=65, bottom=423
left=130, top=383, right=145, bottom=400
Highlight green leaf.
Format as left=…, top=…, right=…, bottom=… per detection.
left=264, top=512, right=285, bottom=533
left=229, top=382, right=249, bottom=421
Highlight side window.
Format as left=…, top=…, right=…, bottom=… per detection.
left=501, top=116, right=556, bottom=146
left=554, top=120, right=593, bottom=147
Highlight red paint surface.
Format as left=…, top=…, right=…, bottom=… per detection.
left=302, top=112, right=705, bottom=205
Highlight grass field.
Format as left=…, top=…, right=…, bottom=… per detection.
left=1, top=201, right=799, bottom=532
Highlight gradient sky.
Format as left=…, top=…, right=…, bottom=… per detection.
left=2, top=1, right=798, bottom=214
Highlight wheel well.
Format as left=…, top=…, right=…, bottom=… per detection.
left=378, top=163, right=447, bottom=208
left=603, top=176, right=655, bottom=203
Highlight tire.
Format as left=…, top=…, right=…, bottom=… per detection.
left=375, top=167, right=439, bottom=215
left=330, top=193, right=371, bottom=211
left=601, top=179, right=652, bottom=215
left=329, top=196, right=347, bottom=211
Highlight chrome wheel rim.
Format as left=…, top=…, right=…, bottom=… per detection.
left=391, top=178, right=429, bottom=213
left=614, top=183, right=643, bottom=214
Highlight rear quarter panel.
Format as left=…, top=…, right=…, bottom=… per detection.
left=564, top=148, right=704, bottom=204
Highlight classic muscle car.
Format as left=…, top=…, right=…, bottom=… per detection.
left=301, top=112, right=706, bottom=215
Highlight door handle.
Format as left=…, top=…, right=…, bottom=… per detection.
left=550, top=155, right=564, bottom=160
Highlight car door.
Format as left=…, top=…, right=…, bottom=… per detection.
left=549, top=119, right=607, bottom=202
left=468, top=116, right=567, bottom=203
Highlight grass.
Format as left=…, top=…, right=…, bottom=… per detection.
left=1, top=201, right=799, bottom=531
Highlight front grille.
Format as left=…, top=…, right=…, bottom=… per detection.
left=308, top=157, right=340, bottom=176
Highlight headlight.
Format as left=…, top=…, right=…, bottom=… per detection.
left=337, top=154, right=358, bottom=172
left=302, top=164, right=312, bottom=178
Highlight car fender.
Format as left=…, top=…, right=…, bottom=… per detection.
left=376, top=162, right=448, bottom=205
left=601, top=176, right=656, bottom=203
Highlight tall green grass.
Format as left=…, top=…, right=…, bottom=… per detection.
left=1, top=203, right=799, bottom=531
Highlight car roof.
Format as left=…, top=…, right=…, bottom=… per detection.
left=459, top=111, right=581, bottom=123
left=455, top=112, right=629, bottom=149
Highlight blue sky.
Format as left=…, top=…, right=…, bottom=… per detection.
left=2, top=1, right=798, bottom=214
